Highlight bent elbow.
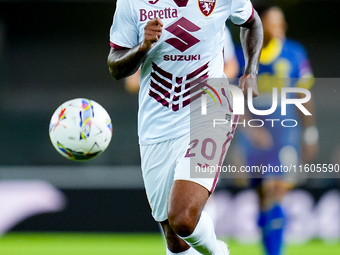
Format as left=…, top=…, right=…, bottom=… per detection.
left=108, top=65, right=124, bottom=80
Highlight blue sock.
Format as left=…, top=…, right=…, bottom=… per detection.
left=258, top=204, right=286, bottom=255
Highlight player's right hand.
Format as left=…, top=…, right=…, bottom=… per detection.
left=140, top=18, right=163, bottom=52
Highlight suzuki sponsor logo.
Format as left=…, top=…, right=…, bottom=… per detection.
left=165, top=17, right=200, bottom=52
left=163, top=54, right=201, bottom=61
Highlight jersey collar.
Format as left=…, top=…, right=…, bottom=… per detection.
left=260, top=38, right=283, bottom=65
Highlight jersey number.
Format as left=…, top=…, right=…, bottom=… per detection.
left=185, top=138, right=217, bottom=160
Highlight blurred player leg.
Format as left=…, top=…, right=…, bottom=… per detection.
left=259, top=204, right=285, bottom=255
left=257, top=179, right=291, bottom=255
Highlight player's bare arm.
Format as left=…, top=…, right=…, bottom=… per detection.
left=239, top=11, right=263, bottom=97
left=107, top=18, right=163, bottom=80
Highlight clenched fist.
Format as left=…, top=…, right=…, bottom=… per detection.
left=140, top=17, right=163, bottom=52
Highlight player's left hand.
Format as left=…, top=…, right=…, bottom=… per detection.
left=246, top=126, right=274, bottom=150
left=302, top=143, right=319, bottom=162
left=239, top=73, right=259, bottom=98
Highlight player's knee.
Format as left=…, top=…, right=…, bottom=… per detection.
left=263, top=180, right=291, bottom=203
left=168, top=208, right=197, bottom=237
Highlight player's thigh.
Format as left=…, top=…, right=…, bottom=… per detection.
left=168, top=179, right=209, bottom=216
left=262, top=179, right=293, bottom=201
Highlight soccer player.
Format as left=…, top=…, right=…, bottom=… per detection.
left=235, top=5, right=318, bottom=255
left=108, top=1, right=263, bottom=254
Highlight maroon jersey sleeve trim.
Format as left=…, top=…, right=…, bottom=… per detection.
left=245, top=5, right=255, bottom=24
left=238, top=4, right=255, bottom=26
left=110, top=42, right=129, bottom=50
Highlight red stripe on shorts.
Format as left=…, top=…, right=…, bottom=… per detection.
left=210, top=114, right=239, bottom=193
left=210, top=134, right=233, bottom=194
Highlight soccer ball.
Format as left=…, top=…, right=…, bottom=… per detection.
left=49, top=98, right=112, bottom=161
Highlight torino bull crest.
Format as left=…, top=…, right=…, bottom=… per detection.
left=198, top=0, right=216, bottom=17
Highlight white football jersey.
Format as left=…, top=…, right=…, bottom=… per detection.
left=110, top=0, right=253, bottom=145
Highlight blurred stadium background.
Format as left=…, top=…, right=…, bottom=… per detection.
left=0, top=0, right=339, bottom=254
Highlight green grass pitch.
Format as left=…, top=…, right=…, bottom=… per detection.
left=0, top=233, right=339, bottom=255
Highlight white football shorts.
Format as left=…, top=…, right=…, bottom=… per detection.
left=140, top=88, right=238, bottom=222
